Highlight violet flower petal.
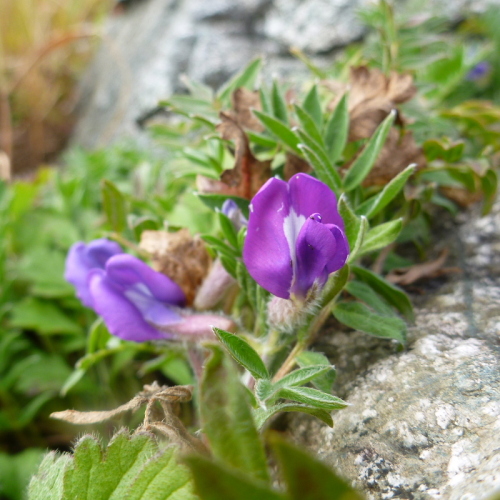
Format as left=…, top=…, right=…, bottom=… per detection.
left=243, top=178, right=294, bottom=299
left=64, top=239, right=123, bottom=308
left=88, top=269, right=174, bottom=342
left=105, top=254, right=186, bottom=307
left=291, top=217, right=338, bottom=298
left=325, top=224, right=350, bottom=273
left=288, top=174, right=344, bottom=229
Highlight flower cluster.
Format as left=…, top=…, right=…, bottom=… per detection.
left=65, top=240, right=232, bottom=342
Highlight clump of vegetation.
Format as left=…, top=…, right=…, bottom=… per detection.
left=0, top=2, right=499, bottom=499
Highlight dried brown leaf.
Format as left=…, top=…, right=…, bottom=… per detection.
left=198, top=113, right=271, bottom=200
left=283, top=152, right=312, bottom=181
left=440, top=186, right=483, bottom=207
left=229, top=88, right=264, bottom=132
left=386, top=249, right=460, bottom=286
left=139, top=229, right=211, bottom=305
left=51, top=383, right=193, bottom=425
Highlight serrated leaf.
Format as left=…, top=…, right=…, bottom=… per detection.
left=270, top=435, right=365, bottom=500
left=275, top=386, right=348, bottom=410
left=253, top=403, right=333, bottom=430
left=186, top=456, right=285, bottom=500
left=218, top=58, right=262, bottom=103
left=342, top=110, right=396, bottom=191
left=200, top=346, right=269, bottom=482
left=271, top=80, right=289, bottom=124
left=296, top=352, right=336, bottom=394
left=351, top=265, right=414, bottom=321
left=28, top=432, right=196, bottom=500
left=345, top=281, right=395, bottom=316
left=359, top=218, right=402, bottom=256
left=356, top=164, right=416, bottom=218
left=302, top=85, right=323, bottom=128
left=213, top=328, right=269, bottom=380
left=333, top=301, right=406, bottom=343
left=101, top=179, right=128, bottom=233
left=28, top=452, right=71, bottom=500
left=324, top=93, right=349, bottom=166
left=253, top=110, right=301, bottom=154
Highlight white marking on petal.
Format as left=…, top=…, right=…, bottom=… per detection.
left=283, top=208, right=306, bottom=275
left=249, top=203, right=254, bottom=213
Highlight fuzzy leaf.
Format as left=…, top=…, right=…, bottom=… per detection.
left=273, top=365, right=334, bottom=391
left=338, top=195, right=361, bottom=249
left=218, top=58, right=262, bottom=104
left=342, top=110, right=396, bottom=191
left=345, top=281, right=395, bottom=316
left=296, top=352, right=336, bottom=393
left=275, top=386, right=348, bottom=410
left=294, top=105, right=324, bottom=147
left=28, top=431, right=197, bottom=500
left=254, top=403, right=334, bottom=430
left=186, top=456, right=285, bottom=500
left=324, top=93, right=349, bottom=166
left=302, top=85, right=323, bottom=128
left=270, top=435, right=365, bottom=500
left=351, top=265, right=414, bottom=321
left=333, top=301, right=406, bottom=343
left=212, top=328, right=269, bottom=380
left=271, top=81, right=289, bottom=124
left=253, top=110, right=301, bottom=154
left=359, top=219, right=402, bottom=256
left=200, top=346, right=269, bottom=482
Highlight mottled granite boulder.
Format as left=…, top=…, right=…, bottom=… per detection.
left=73, top=0, right=500, bottom=149
left=287, top=199, right=500, bottom=499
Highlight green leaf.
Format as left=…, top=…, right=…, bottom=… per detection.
left=28, top=452, right=70, bottom=500
left=212, top=328, right=269, bottom=380
left=302, top=85, right=323, bottom=128
left=270, top=435, right=365, bottom=500
left=356, top=164, right=416, bottom=218
left=200, top=346, right=269, bottom=482
left=359, top=219, right=403, bottom=256
left=253, top=110, right=301, bottom=154
left=273, top=365, right=334, bottom=390
left=28, top=431, right=197, bottom=500
left=319, top=264, right=350, bottom=306
left=342, top=110, right=396, bottom=191
left=296, top=351, right=336, bottom=394
left=9, top=298, right=82, bottom=336
left=218, top=58, right=262, bottom=104
left=296, top=132, right=341, bottom=193
left=481, top=169, right=498, bottom=216
left=271, top=80, right=289, bottom=124
left=101, top=179, right=128, bottom=233
left=323, top=93, right=349, bottom=166
left=294, top=104, right=324, bottom=146
left=347, top=216, right=368, bottom=263
left=345, top=281, right=395, bottom=316
left=186, top=456, right=285, bottom=500
left=218, top=211, right=239, bottom=249
left=275, top=386, right=348, bottom=410
left=338, top=194, right=361, bottom=248
left=351, top=265, right=414, bottom=321
left=253, top=403, right=333, bottom=430
left=333, top=301, right=406, bottom=343
left=197, top=193, right=250, bottom=218
left=201, top=235, right=239, bottom=259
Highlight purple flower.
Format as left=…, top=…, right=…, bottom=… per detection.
left=65, top=239, right=123, bottom=308
left=243, top=174, right=349, bottom=300
left=466, top=61, right=491, bottom=82
left=221, top=199, right=248, bottom=230
left=88, top=254, right=186, bottom=342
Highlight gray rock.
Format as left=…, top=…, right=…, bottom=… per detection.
left=73, top=0, right=500, bottom=149
left=287, top=200, right=500, bottom=499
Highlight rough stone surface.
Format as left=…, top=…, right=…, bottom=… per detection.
left=73, top=0, right=500, bottom=149
left=287, top=198, right=500, bottom=499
